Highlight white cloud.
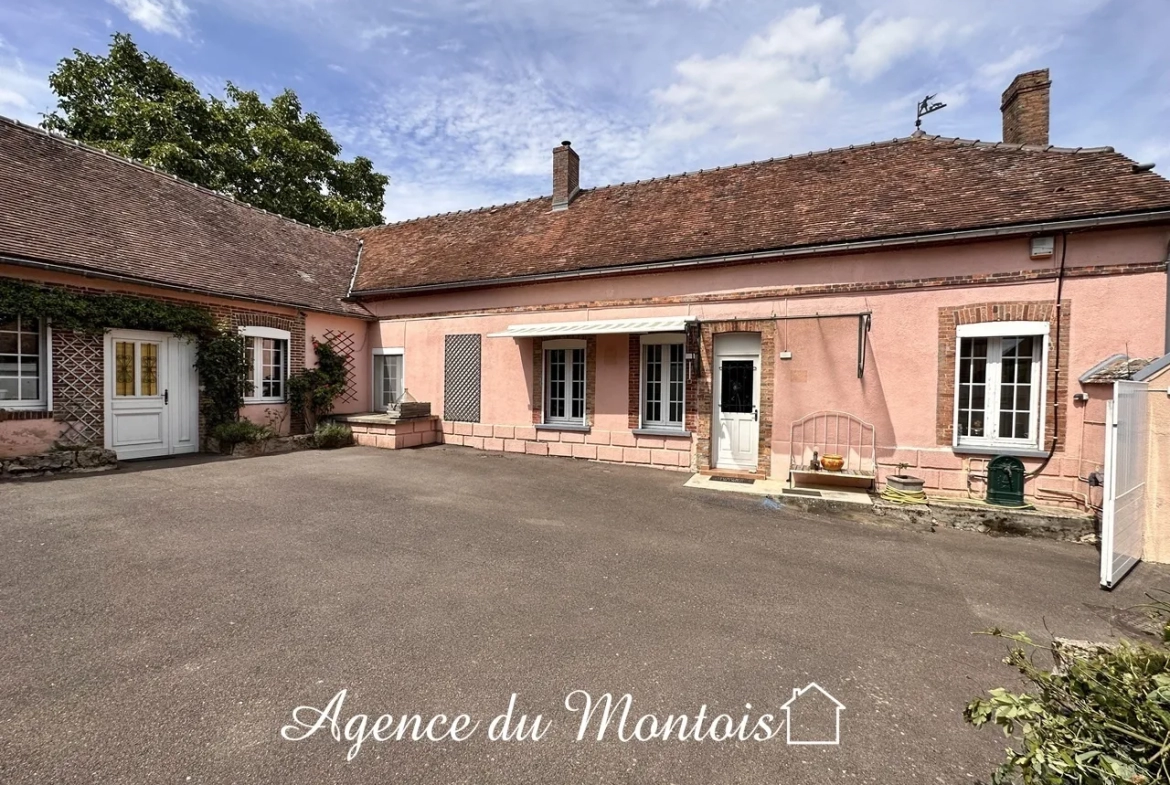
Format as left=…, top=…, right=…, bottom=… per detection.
left=0, top=58, right=54, bottom=125
left=846, top=14, right=944, bottom=82
left=107, top=0, right=193, bottom=37
left=651, top=6, right=849, bottom=145
left=975, top=44, right=1054, bottom=90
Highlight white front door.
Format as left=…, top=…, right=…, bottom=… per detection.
left=104, top=330, right=198, bottom=460
left=714, top=335, right=761, bottom=471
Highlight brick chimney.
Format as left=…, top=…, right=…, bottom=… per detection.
left=1001, top=69, right=1051, bottom=146
left=552, top=141, right=579, bottom=211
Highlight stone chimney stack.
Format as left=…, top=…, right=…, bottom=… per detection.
left=1001, top=69, right=1051, bottom=146
left=552, top=141, right=579, bottom=211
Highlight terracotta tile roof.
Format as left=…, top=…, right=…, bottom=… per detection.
left=351, top=135, right=1170, bottom=294
left=0, top=117, right=367, bottom=316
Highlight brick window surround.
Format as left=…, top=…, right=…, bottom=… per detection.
left=694, top=321, right=776, bottom=475
left=627, top=332, right=700, bottom=432
left=936, top=300, right=1070, bottom=450
left=531, top=336, right=597, bottom=426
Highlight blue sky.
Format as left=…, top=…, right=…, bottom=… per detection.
left=1, top=0, right=1168, bottom=222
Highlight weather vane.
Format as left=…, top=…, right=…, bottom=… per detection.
left=915, top=93, right=947, bottom=132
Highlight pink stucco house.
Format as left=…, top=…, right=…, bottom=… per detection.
left=3, top=68, right=1170, bottom=513
left=345, top=69, right=1170, bottom=509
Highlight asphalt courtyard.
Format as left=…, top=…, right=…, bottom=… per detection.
left=2, top=446, right=1167, bottom=784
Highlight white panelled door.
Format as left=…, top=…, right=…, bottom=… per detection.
left=1100, top=379, right=1148, bottom=589
left=714, top=334, right=761, bottom=471
left=104, top=330, right=198, bottom=460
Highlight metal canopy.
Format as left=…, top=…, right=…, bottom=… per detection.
left=488, top=316, right=696, bottom=338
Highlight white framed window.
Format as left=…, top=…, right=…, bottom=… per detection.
left=641, top=334, right=686, bottom=430
left=0, top=315, right=47, bottom=409
left=239, top=326, right=290, bottom=404
left=543, top=339, right=586, bottom=426
left=373, top=348, right=404, bottom=411
left=954, top=321, right=1049, bottom=452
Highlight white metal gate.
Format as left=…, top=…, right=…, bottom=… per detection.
left=1100, top=379, right=1148, bottom=589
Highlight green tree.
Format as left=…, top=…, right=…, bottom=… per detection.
left=42, top=33, right=388, bottom=230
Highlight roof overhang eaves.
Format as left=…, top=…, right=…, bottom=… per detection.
left=350, top=208, right=1170, bottom=300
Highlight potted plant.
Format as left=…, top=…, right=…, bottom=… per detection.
left=886, top=462, right=925, bottom=493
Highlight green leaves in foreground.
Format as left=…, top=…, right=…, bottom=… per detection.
left=966, top=627, right=1170, bottom=784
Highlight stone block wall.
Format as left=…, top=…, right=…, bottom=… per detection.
left=441, top=421, right=693, bottom=469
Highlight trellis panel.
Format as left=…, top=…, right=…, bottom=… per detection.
left=443, top=334, right=481, bottom=423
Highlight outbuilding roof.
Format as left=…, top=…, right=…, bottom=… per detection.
left=350, top=135, right=1170, bottom=295
left=0, top=117, right=366, bottom=316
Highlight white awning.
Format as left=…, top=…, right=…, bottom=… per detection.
left=489, top=315, right=695, bottom=338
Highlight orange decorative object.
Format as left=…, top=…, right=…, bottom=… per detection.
left=821, top=454, right=845, bottom=472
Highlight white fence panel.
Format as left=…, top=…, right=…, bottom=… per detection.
left=1100, top=380, right=1148, bottom=589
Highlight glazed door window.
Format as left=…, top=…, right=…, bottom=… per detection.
left=113, top=339, right=162, bottom=397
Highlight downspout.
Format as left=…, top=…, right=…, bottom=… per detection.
left=1028, top=230, right=1069, bottom=479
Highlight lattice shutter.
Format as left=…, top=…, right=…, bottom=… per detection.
left=320, top=329, right=358, bottom=404
left=443, top=334, right=481, bottom=423
left=51, top=330, right=104, bottom=446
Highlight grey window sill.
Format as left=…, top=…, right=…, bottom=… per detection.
left=536, top=423, right=591, bottom=433
left=952, top=444, right=1049, bottom=458
left=633, top=428, right=692, bottom=438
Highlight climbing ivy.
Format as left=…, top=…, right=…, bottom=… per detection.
left=0, top=278, right=218, bottom=336
left=192, top=332, right=251, bottom=430
left=287, top=339, right=348, bottom=428
left=0, top=278, right=247, bottom=430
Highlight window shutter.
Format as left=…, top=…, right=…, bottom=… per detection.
left=443, top=334, right=482, bottom=423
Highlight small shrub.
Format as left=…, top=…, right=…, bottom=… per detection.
left=313, top=422, right=352, bottom=449
left=210, top=420, right=273, bottom=452
left=966, top=618, right=1170, bottom=785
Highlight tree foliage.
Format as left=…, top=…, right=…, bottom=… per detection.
left=42, top=33, right=388, bottom=230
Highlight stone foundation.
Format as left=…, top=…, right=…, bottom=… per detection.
left=0, top=446, right=117, bottom=479
left=441, top=421, right=693, bottom=469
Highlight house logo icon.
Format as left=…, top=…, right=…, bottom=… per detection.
left=779, top=682, right=845, bottom=745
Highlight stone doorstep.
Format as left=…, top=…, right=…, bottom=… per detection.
left=771, top=491, right=1096, bottom=543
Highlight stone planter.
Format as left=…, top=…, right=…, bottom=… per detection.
left=886, top=474, right=925, bottom=493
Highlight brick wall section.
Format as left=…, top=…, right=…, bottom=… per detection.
left=227, top=309, right=306, bottom=433
left=531, top=335, right=596, bottom=426
left=694, top=321, right=776, bottom=475
left=936, top=299, right=1071, bottom=449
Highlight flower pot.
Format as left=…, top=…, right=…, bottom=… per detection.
left=886, top=474, right=925, bottom=493
left=821, top=454, right=845, bottom=472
